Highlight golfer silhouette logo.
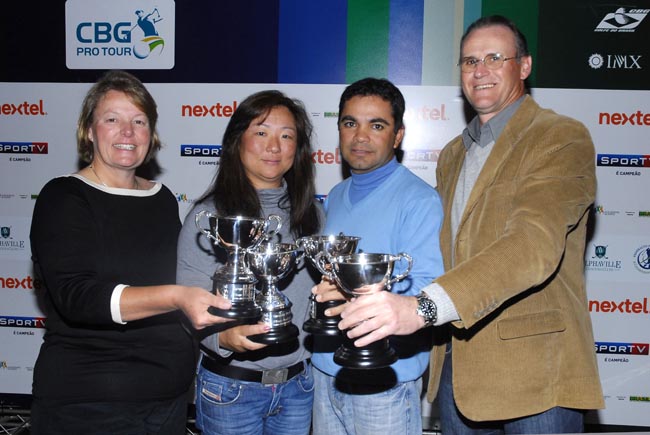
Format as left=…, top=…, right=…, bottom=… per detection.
left=131, top=8, right=165, bottom=59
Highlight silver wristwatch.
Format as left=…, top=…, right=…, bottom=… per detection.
left=415, top=291, right=437, bottom=327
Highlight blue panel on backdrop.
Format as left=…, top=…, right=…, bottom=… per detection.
left=388, top=0, right=423, bottom=85
left=277, top=0, right=347, bottom=84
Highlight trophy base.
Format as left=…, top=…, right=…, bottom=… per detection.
left=303, top=299, right=344, bottom=336
left=248, top=323, right=300, bottom=344
left=208, top=302, right=261, bottom=320
left=302, top=318, right=341, bottom=336
left=333, top=335, right=397, bottom=369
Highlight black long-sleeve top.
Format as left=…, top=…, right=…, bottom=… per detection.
left=29, top=176, right=195, bottom=404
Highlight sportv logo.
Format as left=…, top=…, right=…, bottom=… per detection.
left=597, top=154, right=650, bottom=167
left=595, top=8, right=649, bottom=32
left=595, top=342, right=649, bottom=355
left=0, top=142, right=48, bottom=154
left=180, top=144, right=222, bottom=157
left=589, top=297, right=650, bottom=314
left=0, top=100, right=46, bottom=116
left=599, top=110, right=650, bottom=126
left=403, top=149, right=440, bottom=162
left=0, top=316, right=46, bottom=328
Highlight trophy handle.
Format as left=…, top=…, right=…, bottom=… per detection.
left=195, top=210, right=217, bottom=242
left=386, top=252, right=413, bottom=288
left=264, top=214, right=283, bottom=240
left=295, top=249, right=306, bottom=268
left=313, top=251, right=333, bottom=277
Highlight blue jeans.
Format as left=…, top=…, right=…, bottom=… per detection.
left=439, top=346, right=584, bottom=434
left=195, top=359, right=314, bottom=435
left=312, top=367, right=423, bottom=435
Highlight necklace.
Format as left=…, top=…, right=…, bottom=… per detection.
left=89, top=164, right=139, bottom=190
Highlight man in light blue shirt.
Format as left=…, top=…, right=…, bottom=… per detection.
left=310, top=78, right=444, bottom=435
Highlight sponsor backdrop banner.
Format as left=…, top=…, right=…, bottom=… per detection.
left=1, top=0, right=649, bottom=429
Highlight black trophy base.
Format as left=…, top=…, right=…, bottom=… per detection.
left=208, top=302, right=261, bottom=320
left=333, top=334, right=397, bottom=369
left=302, top=299, right=344, bottom=336
left=248, top=323, right=300, bottom=345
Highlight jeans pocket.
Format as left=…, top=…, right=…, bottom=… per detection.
left=296, top=364, right=315, bottom=393
left=199, top=379, right=242, bottom=406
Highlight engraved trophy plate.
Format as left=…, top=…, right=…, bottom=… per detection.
left=296, top=234, right=361, bottom=336
left=324, top=252, right=412, bottom=369
left=195, top=211, right=281, bottom=319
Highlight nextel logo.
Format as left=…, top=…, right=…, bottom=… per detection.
left=599, top=110, right=650, bottom=126
left=595, top=342, right=649, bottom=355
left=0, top=100, right=46, bottom=116
left=0, top=142, right=48, bottom=154
left=181, top=102, right=237, bottom=118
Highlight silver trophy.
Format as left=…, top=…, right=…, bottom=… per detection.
left=320, top=252, right=413, bottom=369
left=296, top=234, right=361, bottom=335
left=195, top=212, right=282, bottom=319
left=246, top=242, right=303, bottom=344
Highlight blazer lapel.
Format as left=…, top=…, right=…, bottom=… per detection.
left=456, top=96, right=539, bottom=238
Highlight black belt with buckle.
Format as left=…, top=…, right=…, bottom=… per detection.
left=201, top=356, right=307, bottom=385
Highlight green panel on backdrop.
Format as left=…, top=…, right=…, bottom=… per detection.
left=346, top=0, right=390, bottom=82
left=481, top=0, right=539, bottom=87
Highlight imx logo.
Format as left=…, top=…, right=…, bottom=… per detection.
left=595, top=342, right=649, bottom=355
left=65, top=0, right=175, bottom=69
left=180, top=144, right=222, bottom=157
left=0, top=142, right=48, bottom=154
left=597, top=154, right=650, bottom=167
left=0, top=100, right=46, bottom=116
left=595, top=8, right=649, bottom=32
left=588, top=53, right=642, bottom=70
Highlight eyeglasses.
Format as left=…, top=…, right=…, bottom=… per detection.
left=458, top=53, right=519, bottom=73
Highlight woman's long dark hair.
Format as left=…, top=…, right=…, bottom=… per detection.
left=200, top=90, right=320, bottom=238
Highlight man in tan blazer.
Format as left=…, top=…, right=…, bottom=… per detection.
left=336, top=15, right=604, bottom=433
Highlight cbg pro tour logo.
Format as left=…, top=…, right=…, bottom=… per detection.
left=65, top=0, right=175, bottom=69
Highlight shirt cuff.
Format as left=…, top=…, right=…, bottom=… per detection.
left=422, top=282, right=460, bottom=325
left=110, top=284, right=129, bottom=325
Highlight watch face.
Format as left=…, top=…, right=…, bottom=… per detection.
left=417, top=293, right=437, bottom=325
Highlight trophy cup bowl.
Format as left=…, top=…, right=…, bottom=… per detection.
left=245, top=242, right=303, bottom=344
left=296, top=234, right=361, bottom=335
left=325, top=252, right=413, bottom=369
left=195, top=211, right=282, bottom=319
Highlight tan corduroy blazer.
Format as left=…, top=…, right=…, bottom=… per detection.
left=427, top=96, right=604, bottom=421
